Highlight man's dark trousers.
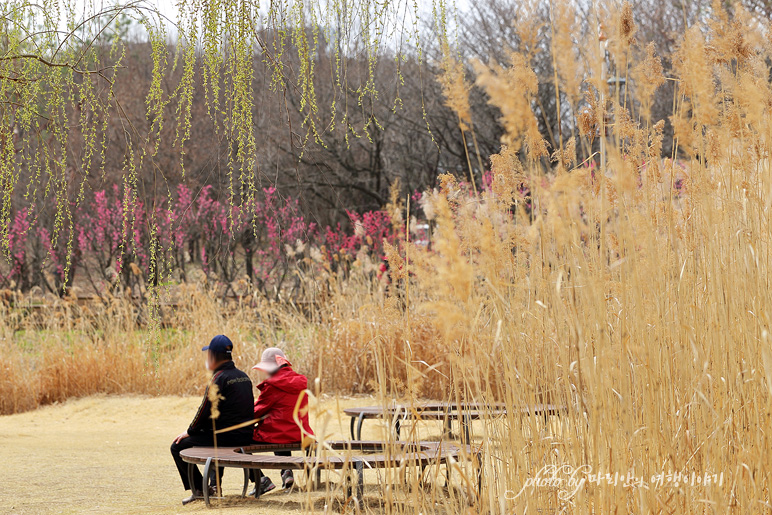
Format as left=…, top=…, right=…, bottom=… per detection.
left=248, top=441, right=292, bottom=483
left=171, top=434, right=252, bottom=491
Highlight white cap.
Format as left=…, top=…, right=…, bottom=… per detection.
left=252, top=347, right=291, bottom=373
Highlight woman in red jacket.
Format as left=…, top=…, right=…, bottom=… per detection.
left=249, top=347, right=314, bottom=495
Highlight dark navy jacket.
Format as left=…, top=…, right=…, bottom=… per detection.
left=188, top=360, right=254, bottom=443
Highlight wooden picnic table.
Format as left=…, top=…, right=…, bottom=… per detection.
left=180, top=440, right=478, bottom=508
left=343, top=403, right=567, bottom=442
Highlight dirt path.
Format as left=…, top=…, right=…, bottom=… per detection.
left=0, top=394, right=417, bottom=515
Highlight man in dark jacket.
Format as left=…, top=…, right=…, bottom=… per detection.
left=170, top=335, right=255, bottom=505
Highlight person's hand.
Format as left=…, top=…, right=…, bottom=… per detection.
left=174, top=431, right=189, bottom=444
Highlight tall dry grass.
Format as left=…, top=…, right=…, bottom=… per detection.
left=0, top=285, right=317, bottom=414
left=325, top=2, right=772, bottom=512
left=396, top=2, right=770, bottom=512
left=4, top=1, right=772, bottom=512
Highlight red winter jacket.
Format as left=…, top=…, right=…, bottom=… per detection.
left=253, top=366, right=314, bottom=443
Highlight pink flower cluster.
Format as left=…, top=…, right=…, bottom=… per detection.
left=324, top=210, right=395, bottom=259
left=1, top=185, right=400, bottom=296
left=5, top=209, right=30, bottom=286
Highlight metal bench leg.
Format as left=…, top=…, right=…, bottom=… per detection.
left=356, top=412, right=366, bottom=440
left=462, top=414, right=471, bottom=444
left=202, top=457, right=213, bottom=508
left=302, top=446, right=317, bottom=489
left=306, top=444, right=321, bottom=488
left=350, top=416, right=356, bottom=440
left=355, top=459, right=364, bottom=507
left=476, top=450, right=484, bottom=499
left=357, top=461, right=364, bottom=504
left=395, top=406, right=407, bottom=440
left=239, top=448, right=249, bottom=498
left=345, top=461, right=364, bottom=506
left=242, top=468, right=249, bottom=498
left=187, top=462, right=198, bottom=497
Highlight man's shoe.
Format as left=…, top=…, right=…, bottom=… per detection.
left=281, top=470, right=295, bottom=490
left=181, top=490, right=203, bottom=505
left=249, top=476, right=276, bottom=497
left=182, top=486, right=216, bottom=505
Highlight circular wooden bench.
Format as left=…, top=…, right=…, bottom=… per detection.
left=180, top=440, right=476, bottom=508
left=343, top=403, right=566, bottom=441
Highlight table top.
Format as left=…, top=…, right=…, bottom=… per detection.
left=342, top=403, right=566, bottom=419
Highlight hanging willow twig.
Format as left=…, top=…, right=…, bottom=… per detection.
left=0, top=0, right=446, bottom=333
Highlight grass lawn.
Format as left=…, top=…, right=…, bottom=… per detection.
left=0, top=394, right=464, bottom=514
left=0, top=393, right=477, bottom=515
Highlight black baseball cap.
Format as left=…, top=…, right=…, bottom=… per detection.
left=202, top=334, right=233, bottom=354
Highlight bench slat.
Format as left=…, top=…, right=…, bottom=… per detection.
left=179, top=441, right=464, bottom=470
